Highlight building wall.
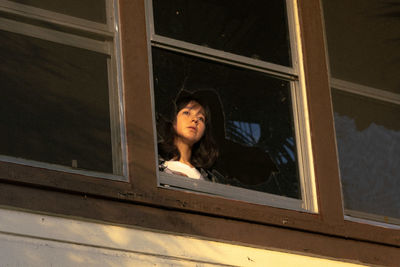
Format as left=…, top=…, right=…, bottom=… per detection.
left=0, top=207, right=366, bottom=267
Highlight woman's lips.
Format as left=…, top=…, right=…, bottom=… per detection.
left=187, top=126, right=197, bottom=132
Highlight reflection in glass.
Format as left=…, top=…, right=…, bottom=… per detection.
left=153, top=47, right=300, bottom=199
left=332, top=89, right=400, bottom=220
left=0, top=29, right=113, bottom=173
left=323, top=0, right=400, bottom=94
left=227, top=121, right=261, bottom=145
left=153, top=0, right=292, bottom=67
left=8, top=0, right=107, bottom=23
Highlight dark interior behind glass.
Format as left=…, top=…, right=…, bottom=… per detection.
left=8, top=0, right=107, bottom=23
left=153, top=0, right=292, bottom=67
left=153, top=47, right=300, bottom=199
left=0, top=30, right=113, bottom=173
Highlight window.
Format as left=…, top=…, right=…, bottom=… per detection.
left=148, top=0, right=317, bottom=211
left=0, top=0, right=126, bottom=179
left=0, top=2, right=398, bottom=264
left=323, top=0, right=400, bottom=225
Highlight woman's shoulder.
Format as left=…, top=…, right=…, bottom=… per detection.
left=158, top=155, right=167, bottom=171
left=199, top=168, right=226, bottom=183
left=159, top=155, right=225, bottom=183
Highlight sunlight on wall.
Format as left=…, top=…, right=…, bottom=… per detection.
left=0, top=208, right=366, bottom=266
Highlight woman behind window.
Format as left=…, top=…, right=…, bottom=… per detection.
left=158, top=90, right=219, bottom=180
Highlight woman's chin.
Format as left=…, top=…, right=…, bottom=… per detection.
left=175, top=136, right=198, bottom=147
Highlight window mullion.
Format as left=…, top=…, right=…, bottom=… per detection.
left=0, top=0, right=113, bottom=36
left=0, top=17, right=110, bottom=54
left=297, top=0, right=344, bottom=223
left=331, top=78, right=400, bottom=106
left=107, top=52, right=125, bottom=176
left=286, top=0, right=300, bottom=71
left=105, top=0, right=116, bottom=32
left=152, top=35, right=298, bottom=81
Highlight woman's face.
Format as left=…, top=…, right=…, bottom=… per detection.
left=174, top=101, right=206, bottom=146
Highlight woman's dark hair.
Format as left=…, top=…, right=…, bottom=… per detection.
left=158, top=93, right=219, bottom=169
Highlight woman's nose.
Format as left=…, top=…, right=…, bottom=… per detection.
left=191, top=116, right=198, bottom=123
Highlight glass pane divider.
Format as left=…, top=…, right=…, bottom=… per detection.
left=145, top=0, right=155, bottom=40
left=105, top=0, right=115, bottom=32
left=112, top=0, right=128, bottom=178
left=344, top=210, right=400, bottom=229
left=0, top=155, right=127, bottom=182
left=158, top=173, right=305, bottom=211
left=152, top=35, right=298, bottom=81
left=0, top=17, right=110, bottom=55
left=290, top=82, right=318, bottom=213
left=0, top=0, right=113, bottom=37
left=331, top=78, right=400, bottom=105
left=290, top=0, right=318, bottom=213
left=286, top=0, right=300, bottom=72
left=107, top=54, right=124, bottom=176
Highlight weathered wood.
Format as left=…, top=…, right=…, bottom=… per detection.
left=0, top=183, right=398, bottom=266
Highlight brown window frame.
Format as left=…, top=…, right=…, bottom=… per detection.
left=0, top=0, right=399, bottom=264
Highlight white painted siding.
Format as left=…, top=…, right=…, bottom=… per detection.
left=0, top=208, right=365, bottom=266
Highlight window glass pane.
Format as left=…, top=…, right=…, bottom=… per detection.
left=0, top=29, right=114, bottom=173
left=323, top=0, right=400, bottom=222
left=153, top=0, right=292, bottom=67
left=153, top=47, right=300, bottom=199
left=332, top=89, right=400, bottom=220
left=8, top=0, right=107, bottom=24
left=323, top=0, right=400, bottom=94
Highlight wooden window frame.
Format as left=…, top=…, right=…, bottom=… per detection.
left=149, top=0, right=318, bottom=213
left=0, top=0, right=398, bottom=265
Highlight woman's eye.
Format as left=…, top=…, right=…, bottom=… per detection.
left=198, top=117, right=205, bottom=122
left=182, top=110, right=189, bottom=115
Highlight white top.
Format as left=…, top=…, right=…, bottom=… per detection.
left=163, top=160, right=203, bottom=179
